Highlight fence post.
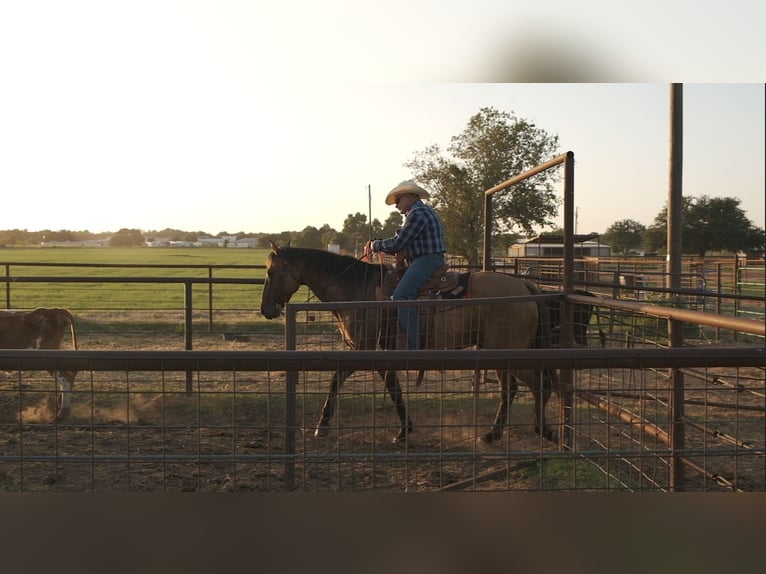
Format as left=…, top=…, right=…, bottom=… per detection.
left=667, top=83, right=686, bottom=491
left=184, top=280, right=193, bottom=392
left=208, top=267, right=214, bottom=333
left=4, top=264, right=9, bottom=309
left=482, top=194, right=492, bottom=271
left=284, top=304, right=297, bottom=491
left=560, top=151, right=575, bottom=450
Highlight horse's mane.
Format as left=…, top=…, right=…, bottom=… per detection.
left=280, top=246, right=383, bottom=283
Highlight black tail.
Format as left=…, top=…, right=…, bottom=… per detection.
left=524, top=281, right=560, bottom=394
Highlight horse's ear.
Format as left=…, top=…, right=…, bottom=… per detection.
left=269, top=240, right=290, bottom=254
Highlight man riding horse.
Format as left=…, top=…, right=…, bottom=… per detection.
left=364, top=181, right=446, bottom=350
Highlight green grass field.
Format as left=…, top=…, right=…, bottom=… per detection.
left=0, top=246, right=270, bottom=269
left=0, top=247, right=307, bottom=324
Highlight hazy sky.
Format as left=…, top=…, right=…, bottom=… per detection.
left=1, top=2, right=763, bottom=237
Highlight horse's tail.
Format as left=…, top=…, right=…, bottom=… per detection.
left=524, top=281, right=560, bottom=395
left=523, top=281, right=553, bottom=351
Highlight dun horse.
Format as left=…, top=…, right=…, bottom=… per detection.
left=259, top=242, right=558, bottom=444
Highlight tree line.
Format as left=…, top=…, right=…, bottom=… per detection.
left=602, top=196, right=765, bottom=257
left=2, top=107, right=763, bottom=259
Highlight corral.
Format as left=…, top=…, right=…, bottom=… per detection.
left=0, top=268, right=762, bottom=492
left=1, top=149, right=764, bottom=492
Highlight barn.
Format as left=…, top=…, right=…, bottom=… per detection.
left=509, top=232, right=612, bottom=257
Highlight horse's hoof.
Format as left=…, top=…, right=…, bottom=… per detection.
left=392, top=431, right=408, bottom=444
left=535, top=426, right=558, bottom=443
left=544, top=431, right=558, bottom=444
left=480, top=433, right=501, bottom=445
left=314, top=426, right=329, bottom=438
left=54, top=406, right=70, bottom=422
left=392, top=421, right=414, bottom=444
left=480, top=427, right=504, bottom=444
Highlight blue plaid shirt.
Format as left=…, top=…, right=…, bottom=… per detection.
left=372, top=200, right=446, bottom=262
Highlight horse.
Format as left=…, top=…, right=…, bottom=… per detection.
left=259, top=241, right=559, bottom=444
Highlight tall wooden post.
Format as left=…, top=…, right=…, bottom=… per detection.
left=668, top=83, right=685, bottom=490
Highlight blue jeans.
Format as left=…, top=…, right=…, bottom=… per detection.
left=391, top=253, right=445, bottom=350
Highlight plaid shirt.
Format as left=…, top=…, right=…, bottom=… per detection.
left=373, top=200, right=446, bottom=262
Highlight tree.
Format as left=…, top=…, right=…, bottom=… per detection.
left=380, top=211, right=403, bottom=238
left=341, top=212, right=371, bottom=252
left=259, top=231, right=292, bottom=248
left=406, top=107, right=560, bottom=265
left=318, top=224, right=340, bottom=250
left=644, top=195, right=765, bottom=257
left=293, top=226, right=323, bottom=249
left=603, top=219, right=646, bottom=254
left=109, top=228, right=145, bottom=247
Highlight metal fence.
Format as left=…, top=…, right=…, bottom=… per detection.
left=1, top=291, right=762, bottom=492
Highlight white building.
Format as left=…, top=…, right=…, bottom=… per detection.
left=508, top=233, right=611, bottom=258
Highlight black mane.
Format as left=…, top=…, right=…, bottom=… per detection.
left=281, top=246, right=383, bottom=284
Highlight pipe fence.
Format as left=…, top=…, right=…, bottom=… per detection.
left=1, top=290, right=762, bottom=492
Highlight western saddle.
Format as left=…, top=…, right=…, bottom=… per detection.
left=374, top=260, right=468, bottom=302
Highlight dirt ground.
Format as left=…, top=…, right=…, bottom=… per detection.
left=1, top=330, right=763, bottom=492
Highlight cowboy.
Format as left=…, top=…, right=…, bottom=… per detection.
left=364, top=181, right=447, bottom=350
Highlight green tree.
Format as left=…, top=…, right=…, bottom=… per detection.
left=342, top=212, right=371, bottom=251
left=293, top=225, right=323, bottom=249
left=259, top=231, right=292, bottom=248
left=380, top=211, right=403, bottom=238
left=644, top=195, right=765, bottom=256
left=603, top=219, right=647, bottom=254
left=318, top=224, right=341, bottom=250
left=405, top=107, right=560, bottom=266
left=109, top=228, right=145, bottom=247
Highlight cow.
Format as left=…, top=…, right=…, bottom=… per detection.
left=0, top=308, right=78, bottom=419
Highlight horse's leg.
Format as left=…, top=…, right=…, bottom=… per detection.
left=314, top=369, right=353, bottom=438
left=378, top=369, right=412, bottom=443
left=483, top=369, right=518, bottom=444
left=51, top=370, right=75, bottom=421
left=532, top=370, right=557, bottom=442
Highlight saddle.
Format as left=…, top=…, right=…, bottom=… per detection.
left=375, top=261, right=468, bottom=301
left=374, top=261, right=472, bottom=372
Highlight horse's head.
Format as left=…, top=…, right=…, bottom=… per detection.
left=260, top=241, right=302, bottom=319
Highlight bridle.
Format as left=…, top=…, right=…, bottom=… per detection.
left=273, top=249, right=385, bottom=304
left=270, top=248, right=395, bottom=351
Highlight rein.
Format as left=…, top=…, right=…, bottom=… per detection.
left=297, top=251, right=384, bottom=304
left=273, top=247, right=394, bottom=352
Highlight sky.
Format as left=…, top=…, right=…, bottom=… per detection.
left=1, top=1, right=764, bottom=238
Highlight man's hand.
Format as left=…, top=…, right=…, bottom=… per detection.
left=363, top=240, right=374, bottom=260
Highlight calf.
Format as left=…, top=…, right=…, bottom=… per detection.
left=0, top=308, right=78, bottom=419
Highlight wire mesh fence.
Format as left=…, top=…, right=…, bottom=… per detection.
left=1, top=291, right=763, bottom=492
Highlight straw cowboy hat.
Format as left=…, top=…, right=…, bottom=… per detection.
left=385, top=181, right=430, bottom=205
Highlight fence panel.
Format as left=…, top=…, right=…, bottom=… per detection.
left=1, top=292, right=762, bottom=492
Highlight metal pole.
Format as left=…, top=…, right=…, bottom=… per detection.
left=668, top=83, right=685, bottom=490
left=4, top=264, right=10, bottom=309
left=482, top=152, right=571, bottom=271
left=208, top=267, right=214, bottom=333
left=560, top=151, right=575, bottom=449
left=368, top=184, right=372, bottom=241
left=482, top=194, right=492, bottom=271
left=184, top=280, right=193, bottom=392
left=484, top=152, right=571, bottom=196
left=284, top=304, right=297, bottom=490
